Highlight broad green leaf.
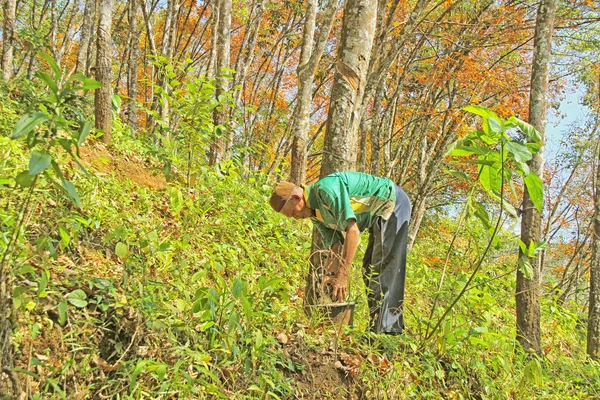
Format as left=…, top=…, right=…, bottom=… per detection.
left=28, top=150, right=52, bottom=176
left=479, top=164, right=500, bottom=193
left=506, top=116, right=541, bottom=143
left=35, top=71, right=59, bottom=94
left=472, top=201, right=491, bottom=230
left=82, top=78, right=102, bottom=90
left=515, top=160, right=530, bottom=177
left=446, top=170, right=469, bottom=181
left=58, top=301, right=67, bottom=325
left=16, top=171, right=35, bottom=187
left=526, top=142, right=541, bottom=154
left=37, top=270, right=48, bottom=296
left=518, top=239, right=529, bottom=255
left=505, top=141, right=532, bottom=164
left=155, top=364, right=167, bottom=381
left=115, top=242, right=129, bottom=260
left=67, top=289, right=88, bottom=308
left=12, top=112, right=49, bottom=139
left=524, top=173, right=544, bottom=213
left=61, top=180, right=81, bottom=207
left=40, top=53, right=62, bottom=79
left=232, top=279, right=246, bottom=299
left=242, top=297, right=253, bottom=319
left=447, top=145, right=489, bottom=157
left=486, top=117, right=503, bottom=134
left=69, top=72, right=87, bottom=81
left=462, top=159, right=497, bottom=166
left=78, top=121, right=93, bottom=147
left=59, top=226, right=70, bottom=248
left=518, top=257, right=533, bottom=279
left=488, top=190, right=518, bottom=218
left=463, top=105, right=503, bottom=133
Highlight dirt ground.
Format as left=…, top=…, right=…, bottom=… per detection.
left=79, top=144, right=167, bottom=190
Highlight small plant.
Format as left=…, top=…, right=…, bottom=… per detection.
left=0, top=53, right=99, bottom=396
left=422, top=105, right=543, bottom=342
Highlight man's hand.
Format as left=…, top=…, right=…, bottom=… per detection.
left=322, top=272, right=348, bottom=302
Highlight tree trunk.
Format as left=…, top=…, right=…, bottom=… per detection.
left=516, top=0, right=556, bottom=355
left=369, top=84, right=385, bottom=175
left=232, top=0, right=267, bottom=108
left=77, top=0, right=96, bottom=73
left=208, top=0, right=232, bottom=166
left=2, top=0, right=16, bottom=81
left=94, top=0, right=113, bottom=143
left=127, top=0, right=140, bottom=130
left=288, top=0, right=318, bottom=185
left=304, top=0, right=377, bottom=306
left=289, top=0, right=337, bottom=184
left=587, top=82, right=600, bottom=359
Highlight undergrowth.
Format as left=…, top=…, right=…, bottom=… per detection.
left=1, top=80, right=599, bottom=399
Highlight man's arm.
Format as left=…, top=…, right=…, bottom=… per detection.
left=323, top=219, right=359, bottom=302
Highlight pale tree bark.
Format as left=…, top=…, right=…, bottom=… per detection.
left=232, top=0, right=267, bottom=108
left=304, top=0, right=377, bottom=306
left=94, top=0, right=113, bottom=143
left=289, top=0, right=338, bottom=184
left=206, top=2, right=219, bottom=78
left=208, top=0, right=232, bottom=166
left=589, top=142, right=600, bottom=359
left=2, top=0, right=16, bottom=81
left=368, top=84, right=385, bottom=175
left=77, top=0, right=97, bottom=74
left=127, top=0, right=141, bottom=130
left=516, top=0, right=556, bottom=355
left=587, top=79, right=600, bottom=359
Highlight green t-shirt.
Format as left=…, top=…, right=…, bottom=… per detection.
left=304, top=172, right=396, bottom=246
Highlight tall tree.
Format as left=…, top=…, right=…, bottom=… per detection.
left=587, top=71, right=600, bottom=358
left=95, top=0, right=113, bottom=143
left=516, top=0, right=556, bottom=355
left=1, top=0, right=17, bottom=81
left=127, top=0, right=141, bottom=130
left=588, top=113, right=600, bottom=359
left=77, top=0, right=97, bottom=74
left=289, top=0, right=338, bottom=184
left=305, top=0, right=378, bottom=305
left=208, top=0, right=232, bottom=166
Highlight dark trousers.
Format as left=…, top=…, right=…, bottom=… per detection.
left=362, top=185, right=411, bottom=333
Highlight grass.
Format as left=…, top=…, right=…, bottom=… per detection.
left=1, top=131, right=599, bottom=399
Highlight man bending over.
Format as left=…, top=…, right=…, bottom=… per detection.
left=269, top=172, right=411, bottom=334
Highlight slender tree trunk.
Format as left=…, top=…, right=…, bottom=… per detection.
left=369, top=84, right=385, bottom=175
left=587, top=80, right=600, bottom=359
left=127, top=0, right=140, bottom=130
left=208, top=0, right=232, bottom=166
left=289, top=0, right=318, bottom=184
left=77, top=0, right=95, bottom=73
left=94, top=0, right=113, bottom=143
left=305, top=0, right=377, bottom=306
left=516, top=0, right=556, bottom=355
left=206, top=2, right=219, bottom=78
left=2, top=0, right=17, bottom=81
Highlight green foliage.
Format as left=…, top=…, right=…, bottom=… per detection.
left=9, top=53, right=98, bottom=205
left=2, top=93, right=599, bottom=398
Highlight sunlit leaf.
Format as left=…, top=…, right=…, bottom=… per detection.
left=61, top=180, right=81, bottom=207
left=28, top=150, right=52, bottom=176
left=12, top=112, right=49, bottom=139
left=524, top=173, right=543, bottom=213
left=67, top=289, right=88, bottom=308
left=505, top=141, right=532, bottom=164
left=40, top=53, right=62, bottom=79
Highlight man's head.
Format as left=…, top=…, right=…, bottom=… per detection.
left=269, top=182, right=312, bottom=219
